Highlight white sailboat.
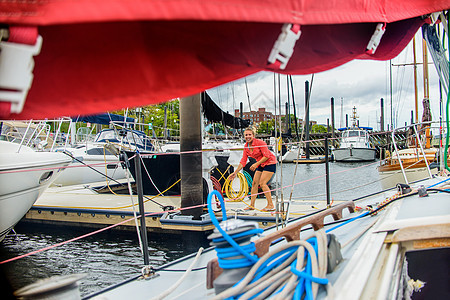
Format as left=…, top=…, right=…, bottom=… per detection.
left=0, top=140, right=71, bottom=241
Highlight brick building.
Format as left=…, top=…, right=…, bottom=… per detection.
left=234, top=107, right=273, bottom=124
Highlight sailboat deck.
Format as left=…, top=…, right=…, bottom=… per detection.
left=88, top=176, right=450, bottom=299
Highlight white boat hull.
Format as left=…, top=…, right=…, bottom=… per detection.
left=0, top=141, right=70, bottom=241
left=378, top=166, right=438, bottom=189
left=333, top=147, right=376, bottom=162
left=52, top=155, right=127, bottom=186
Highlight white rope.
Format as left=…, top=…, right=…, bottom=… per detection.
left=124, top=167, right=144, bottom=255
left=214, top=229, right=329, bottom=300
left=151, top=247, right=204, bottom=300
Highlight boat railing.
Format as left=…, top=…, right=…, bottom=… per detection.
left=389, top=121, right=442, bottom=184
left=109, top=121, right=158, bottom=152
left=0, top=120, right=57, bottom=151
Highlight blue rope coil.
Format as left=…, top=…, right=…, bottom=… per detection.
left=208, top=188, right=372, bottom=299
left=207, top=190, right=262, bottom=269
left=242, top=170, right=253, bottom=190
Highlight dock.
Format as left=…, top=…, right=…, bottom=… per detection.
left=21, top=180, right=339, bottom=237
left=292, top=156, right=326, bottom=164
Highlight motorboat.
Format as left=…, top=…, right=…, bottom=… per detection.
left=332, top=107, right=376, bottom=162
left=280, top=145, right=304, bottom=163
left=0, top=120, right=55, bottom=150
left=333, top=127, right=376, bottom=162
left=0, top=140, right=71, bottom=242
left=52, top=126, right=154, bottom=186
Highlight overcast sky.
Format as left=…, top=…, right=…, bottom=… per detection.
left=207, top=30, right=444, bottom=131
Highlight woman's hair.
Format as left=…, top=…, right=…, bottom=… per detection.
left=244, top=126, right=256, bottom=136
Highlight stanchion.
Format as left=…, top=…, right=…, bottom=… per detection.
left=134, top=152, right=150, bottom=265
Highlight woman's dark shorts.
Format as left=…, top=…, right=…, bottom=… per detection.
left=257, top=164, right=276, bottom=173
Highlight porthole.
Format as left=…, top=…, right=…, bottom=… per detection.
left=39, top=171, right=54, bottom=184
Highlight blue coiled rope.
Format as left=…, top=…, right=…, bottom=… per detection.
left=207, top=190, right=263, bottom=269
left=242, top=170, right=253, bottom=191
left=244, top=237, right=328, bottom=300
left=209, top=188, right=374, bottom=299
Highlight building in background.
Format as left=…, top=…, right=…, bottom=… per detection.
left=234, top=107, right=273, bottom=124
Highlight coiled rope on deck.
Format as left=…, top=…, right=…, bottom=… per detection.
left=207, top=190, right=262, bottom=266
left=207, top=190, right=330, bottom=300
left=212, top=230, right=330, bottom=300
left=223, top=173, right=249, bottom=200
left=242, top=170, right=253, bottom=189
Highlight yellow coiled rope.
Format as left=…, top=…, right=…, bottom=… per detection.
left=223, top=173, right=249, bottom=201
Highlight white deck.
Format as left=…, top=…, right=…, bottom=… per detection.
left=88, top=175, right=450, bottom=299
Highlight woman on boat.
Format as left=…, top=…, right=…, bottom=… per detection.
left=229, top=127, right=277, bottom=211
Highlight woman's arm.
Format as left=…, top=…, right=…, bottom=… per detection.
left=229, top=163, right=244, bottom=180
left=250, top=156, right=268, bottom=171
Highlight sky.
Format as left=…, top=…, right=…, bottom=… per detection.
left=207, top=29, right=445, bottom=131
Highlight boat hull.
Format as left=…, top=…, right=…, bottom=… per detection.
left=52, top=155, right=126, bottom=186
left=0, top=141, right=70, bottom=241
left=377, top=148, right=440, bottom=189
left=378, top=162, right=439, bottom=189
left=333, top=147, right=376, bottom=162
left=125, top=152, right=182, bottom=196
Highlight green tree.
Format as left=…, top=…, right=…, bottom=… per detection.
left=311, top=124, right=328, bottom=133
left=257, top=120, right=275, bottom=134
left=113, top=99, right=180, bottom=137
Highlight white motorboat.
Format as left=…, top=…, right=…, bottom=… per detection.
left=52, top=128, right=154, bottom=186
left=333, top=108, right=376, bottom=162
left=0, top=140, right=71, bottom=242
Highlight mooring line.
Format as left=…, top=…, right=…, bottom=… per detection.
left=1, top=147, right=387, bottom=264
left=0, top=204, right=211, bottom=265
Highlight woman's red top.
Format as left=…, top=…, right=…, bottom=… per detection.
left=240, top=138, right=277, bottom=167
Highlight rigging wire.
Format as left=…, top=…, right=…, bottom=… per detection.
left=285, top=74, right=314, bottom=225
left=244, top=77, right=252, bottom=113
left=4, top=172, right=449, bottom=267
left=445, top=12, right=450, bottom=172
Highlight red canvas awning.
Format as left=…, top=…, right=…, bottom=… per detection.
left=0, top=1, right=448, bottom=119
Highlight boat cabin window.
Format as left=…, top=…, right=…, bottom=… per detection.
left=95, top=130, right=119, bottom=142
left=94, top=129, right=153, bottom=151
left=346, top=131, right=361, bottom=137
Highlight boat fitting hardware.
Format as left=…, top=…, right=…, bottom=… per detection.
left=396, top=183, right=412, bottom=195
left=418, top=185, right=428, bottom=197
left=206, top=201, right=355, bottom=289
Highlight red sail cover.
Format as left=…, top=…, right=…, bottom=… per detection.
left=0, top=1, right=448, bottom=119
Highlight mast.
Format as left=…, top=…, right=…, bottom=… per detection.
left=290, top=76, right=300, bottom=143
left=422, top=35, right=431, bottom=148
left=304, top=80, right=310, bottom=159
left=422, top=38, right=430, bottom=100
left=413, top=36, right=419, bottom=123
left=390, top=59, right=393, bottom=129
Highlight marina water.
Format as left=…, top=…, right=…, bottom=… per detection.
left=0, top=161, right=382, bottom=297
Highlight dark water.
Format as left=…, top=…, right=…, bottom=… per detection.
left=279, top=160, right=382, bottom=201
left=0, top=161, right=383, bottom=297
